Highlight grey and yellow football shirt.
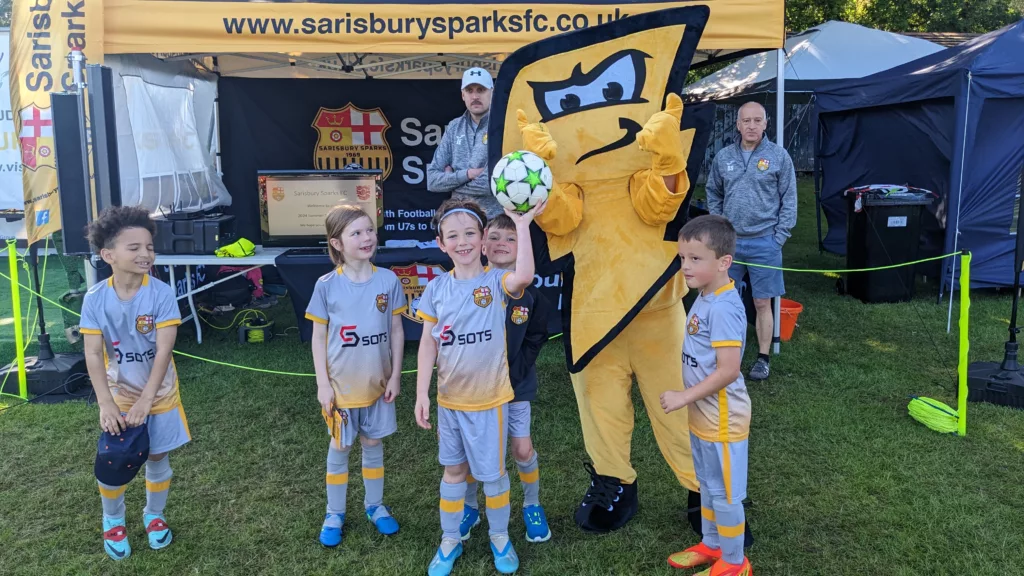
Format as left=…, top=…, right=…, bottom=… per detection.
left=416, top=268, right=522, bottom=411
left=683, top=281, right=752, bottom=443
left=80, top=275, right=182, bottom=415
left=305, top=266, right=408, bottom=409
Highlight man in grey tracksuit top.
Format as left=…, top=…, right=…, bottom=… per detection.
left=427, top=67, right=504, bottom=219
left=706, top=101, right=797, bottom=382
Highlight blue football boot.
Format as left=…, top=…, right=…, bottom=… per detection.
left=143, top=513, right=173, bottom=550
left=102, top=516, right=131, bottom=561
left=427, top=538, right=463, bottom=576
left=490, top=536, right=520, bottom=574
left=523, top=505, right=552, bottom=543
left=319, top=513, right=344, bottom=547
left=366, top=505, right=399, bottom=535
left=459, top=505, right=481, bottom=541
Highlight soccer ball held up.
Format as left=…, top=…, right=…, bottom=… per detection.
left=490, top=150, right=552, bottom=213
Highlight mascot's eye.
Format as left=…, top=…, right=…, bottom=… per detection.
left=529, top=49, right=649, bottom=121
left=603, top=82, right=623, bottom=101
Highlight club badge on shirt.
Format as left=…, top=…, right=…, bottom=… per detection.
left=687, top=314, right=700, bottom=335
left=473, top=286, right=493, bottom=308
left=136, top=315, right=154, bottom=335
left=376, top=293, right=389, bottom=313
left=757, top=158, right=771, bottom=171
left=511, top=305, right=529, bottom=325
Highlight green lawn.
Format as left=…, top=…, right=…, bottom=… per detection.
left=3, top=179, right=1024, bottom=575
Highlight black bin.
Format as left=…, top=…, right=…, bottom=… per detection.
left=845, top=192, right=932, bottom=304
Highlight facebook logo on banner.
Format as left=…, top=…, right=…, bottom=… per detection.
left=35, top=210, right=50, bottom=226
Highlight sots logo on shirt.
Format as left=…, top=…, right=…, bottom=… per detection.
left=339, top=325, right=388, bottom=348
left=111, top=340, right=156, bottom=365
left=440, top=324, right=493, bottom=347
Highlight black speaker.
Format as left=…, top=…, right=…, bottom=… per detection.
left=87, top=64, right=121, bottom=213
left=51, top=92, right=92, bottom=256
left=153, top=213, right=237, bottom=255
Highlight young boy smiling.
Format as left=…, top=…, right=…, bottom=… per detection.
left=456, top=214, right=553, bottom=544
left=81, top=206, right=188, bottom=561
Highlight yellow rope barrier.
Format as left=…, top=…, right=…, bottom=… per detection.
left=0, top=251, right=968, bottom=391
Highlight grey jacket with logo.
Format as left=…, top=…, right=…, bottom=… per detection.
left=705, top=136, right=797, bottom=245
left=426, top=111, right=502, bottom=218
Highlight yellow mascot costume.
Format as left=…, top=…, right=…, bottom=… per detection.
left=488, top=6, right=729, bottom=535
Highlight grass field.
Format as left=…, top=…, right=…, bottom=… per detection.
left=3, top=179, right=1024, bottom=576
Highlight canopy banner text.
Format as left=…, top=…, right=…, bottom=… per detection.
left=103, top=0, right=784, bottom=54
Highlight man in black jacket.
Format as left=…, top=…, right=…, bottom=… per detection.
left=458, top=214, right=553, bottom=545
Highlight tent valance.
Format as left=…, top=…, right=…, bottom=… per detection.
left=103, top=0, right=783, bottom=55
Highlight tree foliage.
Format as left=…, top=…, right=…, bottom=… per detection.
left=787, top=0, right=1022, bottom=34
left=1, top=0, right=12, bottom=29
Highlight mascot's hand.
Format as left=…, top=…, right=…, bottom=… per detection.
left=637, top=93, right=687, bottom=176
left=517, top=109, right=558, bottom=161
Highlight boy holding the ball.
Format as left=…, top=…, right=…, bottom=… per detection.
left=415, top=197, right=545, bottom=576
left=454, top=213, right=553, bottom=544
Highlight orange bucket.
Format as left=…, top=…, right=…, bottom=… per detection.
left=779, top=298, right=803, bottom=341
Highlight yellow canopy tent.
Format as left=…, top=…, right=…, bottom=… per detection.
left=9, top=0, right=783, bottom=245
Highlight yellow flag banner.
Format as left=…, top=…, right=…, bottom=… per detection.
left=10, top=0, right=103, bottom=244
left=102, top=0, right=783, bottom=54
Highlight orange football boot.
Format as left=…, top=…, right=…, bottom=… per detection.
left=694, top=557, right=752, bottom=576
left=667, top=542, right=722, bottom=569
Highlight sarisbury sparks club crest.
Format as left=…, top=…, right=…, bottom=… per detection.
left=313, top=104, right=392, bottom=178
left=391, top=263, right=446, bottom=323
left=473, top=286, right=493, bottom=308
left=19, top=104, right=54, bottom=172
left=375, top=293, right=389, bottom=313
left=136, top=315, right=155, bottom=335
left=511, top=306, right=529, bottom=325
left=687, top=315, right=700, bottom=335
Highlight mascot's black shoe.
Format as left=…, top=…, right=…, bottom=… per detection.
left=685, top=492, right=755, bottom=549
left=574, top=462, right=638, bottom=533
left=687, top=490, right=703, bottom=534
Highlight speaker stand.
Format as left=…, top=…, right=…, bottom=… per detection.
left=0, top=245, right=88, bottom=400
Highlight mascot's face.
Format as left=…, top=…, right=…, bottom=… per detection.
left=493, top=8, right=709, bottom=183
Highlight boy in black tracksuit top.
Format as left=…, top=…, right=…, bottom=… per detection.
left=459, top=214, right=553, bottom=544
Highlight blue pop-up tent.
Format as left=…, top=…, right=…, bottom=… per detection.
left=814, top=19, right=1024, bottom=290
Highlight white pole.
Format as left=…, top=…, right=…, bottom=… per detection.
left=70, top=48, right=98, bottom=288
left=773, top=47, right=785, bottom=355
left=947, top=71, right=973, bottom=333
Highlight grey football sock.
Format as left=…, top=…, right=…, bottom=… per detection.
left=143, top=455, right=172, bottom=516
left=464, top=473, right=479, bottom=510
left=484, top=473, right=511, bottom=539
left=516, top=451, right=540, bottom=507
left=440, top=480, right=466, bottom=543
left=326, top=442, right=350, bottom=515
left=361, top=440, right=385, bottom=510
left=98, top=481, right=126, bottom=519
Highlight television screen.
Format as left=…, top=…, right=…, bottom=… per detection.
left=258, top=170, right=383, bottom=247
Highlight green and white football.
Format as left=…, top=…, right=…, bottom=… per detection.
left=490, top=150, right=553, bottom=213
